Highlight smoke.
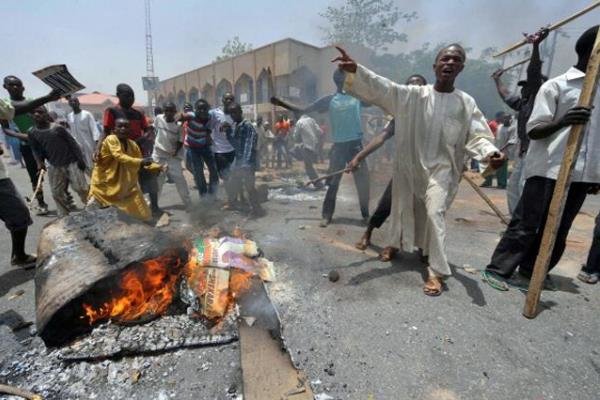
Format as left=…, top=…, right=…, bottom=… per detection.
left=388, top=0, right=598, bottom=76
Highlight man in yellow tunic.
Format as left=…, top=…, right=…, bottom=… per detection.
left=88, top=118, right=162, bottom=221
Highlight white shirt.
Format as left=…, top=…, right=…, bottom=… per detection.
left=293, top=114, right=322, bottom=152
left=496, top=122, right=518, bottom=160
left=67, top=110, right=100, bottom=167
left=525, top=67, right=600, bottom=183
left=153, top=114, right=184, bottom=159
left=209, top=107, right=235, bottom=153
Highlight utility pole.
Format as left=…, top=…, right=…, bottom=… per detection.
left=143, top=0, right=158, bottom=110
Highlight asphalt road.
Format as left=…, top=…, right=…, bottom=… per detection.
left=1, top=158, right=599, bottom=400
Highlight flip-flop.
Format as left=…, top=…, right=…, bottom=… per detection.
left=577, top=271, right=599, bottom=284
left=423, top=277, right=443, bottom=296
left=354, top=237, right=370, bottom=250
left=481, top=270, right=509, bottom=291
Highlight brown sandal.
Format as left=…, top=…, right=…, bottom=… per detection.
left=379, top=246, right=398, bottom=262
left=423, top=276, right=443, bottom=296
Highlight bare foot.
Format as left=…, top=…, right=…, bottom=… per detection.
left=355, top=233, right=371, bottom=250
left=379, top=246, right=398, bottom=262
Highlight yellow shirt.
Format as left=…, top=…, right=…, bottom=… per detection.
left=89, top=135, right=161, bottom=221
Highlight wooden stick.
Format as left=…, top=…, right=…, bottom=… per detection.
left=0, top=383, right=43, bottom=400
left=462, top=173, right=510, bottom=225
left=304, top=168, right=347, bottom=187
left=499, top=57, right=530, bottom=73
left=27, top=168, right=45, bottom=209
left=523, top=29, right=600, bottom=319
left=493, top=1, right=600, bottom=57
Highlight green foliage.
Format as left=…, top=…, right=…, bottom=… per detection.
left=369, top=43, right=520, bottom=118
left=319, top=0, right=417, bottom=52
left=214, top=36, right=253, bottom=62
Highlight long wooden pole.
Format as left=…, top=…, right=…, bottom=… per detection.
left=523, top=30, right=600, bottom=318
left=500, top=57, right=530, bottom=74
left=462, top=173, right=510, bottom=225
left=493, top=1, right=600, bottom=58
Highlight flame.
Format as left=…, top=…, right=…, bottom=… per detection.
left=82, top=255, right=182, bottom=325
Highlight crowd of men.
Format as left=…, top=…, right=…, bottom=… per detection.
left=0, top=24, right=598, bottom=299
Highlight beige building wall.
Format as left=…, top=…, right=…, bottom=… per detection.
left=156, top=38, right=337, bottom=124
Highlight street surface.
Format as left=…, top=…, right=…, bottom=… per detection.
left=1, top=158, right=599, bottom=399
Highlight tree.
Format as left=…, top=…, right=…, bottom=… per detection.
left=369, top=43, right=515, bottom=118
left=319, top=0, right=416, bottom=52
left=214, top=36, right=253, bottom=62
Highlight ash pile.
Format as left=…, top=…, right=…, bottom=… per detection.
left=0, top=208, right=280, bottom=400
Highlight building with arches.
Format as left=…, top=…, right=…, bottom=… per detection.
left=155, top=38, right=343, bottom=123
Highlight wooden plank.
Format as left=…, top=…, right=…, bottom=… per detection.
left=239, top=321, right=313, bottom=400
left=493, top=1, right=600, bottom=57
left=523, top=29, right=600, bottom=318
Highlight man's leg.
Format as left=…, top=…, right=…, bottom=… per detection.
left=579, top=211, right=600, bottom=282
left=242, top=168, right=263, bottom=215
left=321, top=143, right=345, bottom=225
left=302, top=148, right=319, bottom=182
left=506, top=157, right=524, bottom=215
left=201, top=148, right=219, bottom=196
left=48, top=165, right=70, bottom=217
left=167, top=157, right=191, bottom=207
left=0, top=178, right=35, bottom=266
left=349, top=141, right=370, bottom=220
left=356, top=179, right=392, bottom=250
left=485, top=177, right=554, bottom=279
left=496, top=162, right=508, bottom=188
left=67, top=163, right=89, bottom=205
left=187, top=148, right=207, bottom=197
left=519, top=182, right=590, bottom=277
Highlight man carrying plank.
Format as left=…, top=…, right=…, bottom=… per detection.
left=483, top=25, right=599, bottom=291
left=335, top=44, right=506, bottom=296
left=491, top=27, right=549, bottom=214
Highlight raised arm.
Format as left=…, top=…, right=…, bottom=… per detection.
left=525, top=27, right=549, bottom=91
left=12, top=89, right=62, bottom=116
left=270, top=95, right=333, bottom=114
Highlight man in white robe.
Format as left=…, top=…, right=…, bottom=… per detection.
left=67, top=97, right=100, bottom=174
left=338, top=44, right=506, bottom=296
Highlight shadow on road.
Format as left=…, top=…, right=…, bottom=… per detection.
left=0, top=268, right=35, bottom=298
left=346, top=252, right=427, bottom=286
left=450, top=265, right=487, bottom=307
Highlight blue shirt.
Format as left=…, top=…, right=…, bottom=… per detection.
left=329, top=93, right=363, bottom=143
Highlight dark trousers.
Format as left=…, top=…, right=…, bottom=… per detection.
left=228, top=167, right=259, bottom=210
left=20, top=144, right=45, bottom=206
left=582, top=211, right=600, bottom=275
left=274, top=137, right=290, bottom=168
left=214, top=151, right=235, bottom=180
left=369, top=179, right=392, bottom=229
left=486, top=176, right=590, bottom=278
left=291, top=146, right=319, bottom=183
left=322, top=139, right=369, bottom=220
left=186, top=147, right=219, bottom=196
left=482, top=162, right=508, bottom=188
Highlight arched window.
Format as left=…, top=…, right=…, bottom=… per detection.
left=234, top=74, right=254, bottom=105
left=177, top=90, right=187, bottom=110
left=256, top=68, right=272, bottom=104
left=188, top=87, right=199, bottom=105
left=215, top=79, right=233, bottom=104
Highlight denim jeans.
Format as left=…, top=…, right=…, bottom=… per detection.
left=322, top=139, right=369, bottom=220
left=186, top=147, right=219, bottom=197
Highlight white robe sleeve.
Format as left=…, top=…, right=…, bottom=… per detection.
left=465, top=105, right=499, bottom=161
left=88, top=112, right=101, bottom=141
left=344, top=64, right=409, bottom=115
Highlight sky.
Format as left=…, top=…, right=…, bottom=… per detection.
left=0, top=0, right=597, bottom=103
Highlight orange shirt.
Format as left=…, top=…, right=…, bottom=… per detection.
left=274, top=120, right=290, bottom=137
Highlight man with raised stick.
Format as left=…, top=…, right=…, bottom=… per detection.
left=335, top=44, right=506, bottom=296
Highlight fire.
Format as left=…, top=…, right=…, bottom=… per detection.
left=82, top=255, right=182, bottom=325
left=184, top=247, right=254, bottom=320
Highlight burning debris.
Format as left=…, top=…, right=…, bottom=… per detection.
left=34, top=208, right=276, bottom=349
